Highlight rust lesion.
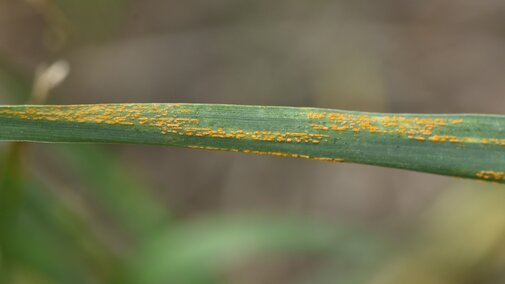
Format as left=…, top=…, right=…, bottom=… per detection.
left=188, top=145, right=344, bottom=162
left=481, top=138, right=505, bottom=146
left=306, top=111, right=505, bottom=147
left=178, top=127, right=327, bottom=144
left=307, top=112, right=455, bottom=141
left=0, top=104, right=173, bottom=127
left=476, top=170, right=505, bottom=181
left=428, top=135, right=461, bottom=143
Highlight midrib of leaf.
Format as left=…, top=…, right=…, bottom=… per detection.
left=0, top=103, right=504, bottom=183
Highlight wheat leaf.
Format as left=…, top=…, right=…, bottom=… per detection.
left=0, top=103, right=504, bottom=183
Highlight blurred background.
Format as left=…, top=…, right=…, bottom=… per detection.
left=1, top=0, right=505, bottom=283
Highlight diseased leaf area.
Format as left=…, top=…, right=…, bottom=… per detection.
left=0, top=103, right=504, bottom=183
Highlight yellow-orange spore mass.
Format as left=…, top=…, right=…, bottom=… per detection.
left=476, top=170, right=505, bottom=181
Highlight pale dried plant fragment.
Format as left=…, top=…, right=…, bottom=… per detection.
left=31, top=60, right=70, bottom=104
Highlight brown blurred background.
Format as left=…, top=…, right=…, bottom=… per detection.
left=1, top=1, right=505, bottom=283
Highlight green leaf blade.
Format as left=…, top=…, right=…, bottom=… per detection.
left=0, top=103, right=504, bottom=183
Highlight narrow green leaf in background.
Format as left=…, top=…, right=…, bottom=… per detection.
left=18, top=179, right=121, bottom=282
left=0, top=103, right=504, bottom=183
left=50, top=144, right=171, bottom=242
left=0, top=143, right=25, bottom=283
left=128, top=216, right=370, bottom=284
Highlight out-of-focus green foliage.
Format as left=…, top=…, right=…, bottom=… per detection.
left=52, top=145, right=170, bottom=242
left=0, top=141, right=382, bottom=283
left=0, top=144, right=24, bottom=284
left=129, top=216, right=355, bottom=283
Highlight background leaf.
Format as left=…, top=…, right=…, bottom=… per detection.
left=128, top=216, right=380, bottom=284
